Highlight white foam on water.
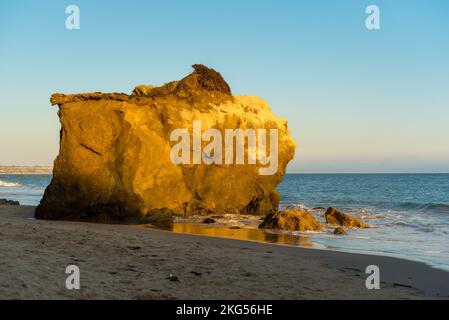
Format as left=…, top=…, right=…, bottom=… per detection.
left=0, top=180, right=21, bottom=187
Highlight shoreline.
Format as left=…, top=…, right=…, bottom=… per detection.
left=24, top=204, right=445, bottom=272
left=170, top=213, right=449, bottom=273
left=1, top=205, right=448, bottom=299
left=167, top=221, right=449, bottom=272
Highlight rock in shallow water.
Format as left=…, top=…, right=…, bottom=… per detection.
left=35, top=65, right=296, bottom=224
left=333, top=227, right=347, bottom=235
left=0, top=199, right=20, bottom=206
left=259, top=209, right=322, bottom=232
left=202, top=218, right=216, bottom=224
left=325, top=207, right=369, bottom=228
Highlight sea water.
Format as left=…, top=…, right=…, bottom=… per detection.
left=1, top=173, right=448, bottom=270
left=278, top=174, right=449, bottom=270
left=0, top=174, right=51, bottom=205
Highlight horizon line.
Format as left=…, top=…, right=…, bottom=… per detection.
left=1, top=165, right=448, bottom=175
left=287, top=172, right=449, bottom=174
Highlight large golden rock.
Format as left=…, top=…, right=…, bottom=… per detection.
left=35, top=65, right=296, bottom=225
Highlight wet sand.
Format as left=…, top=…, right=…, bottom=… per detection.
left=0, top=205, right=448, bottom=299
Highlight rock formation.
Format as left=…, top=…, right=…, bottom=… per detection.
left=259, top=209, right=322, bottom=231
left=325, top=207, right=369, bottom=228
left=36, top=65, right=296, bottom=225
left=333, top=227, right=347, bottom=235
left=0, top=199, right=20, bottom=206
left=202, top=218, right=216, bottom=224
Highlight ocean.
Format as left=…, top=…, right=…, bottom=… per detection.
left=1, top=173, right=448, bottom=270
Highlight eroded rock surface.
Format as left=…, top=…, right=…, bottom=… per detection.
left=325, top=207, right=369, bottom=228
left=259, top=209, right=322, bottom=231
left=36, top=65, right=296, bottom=224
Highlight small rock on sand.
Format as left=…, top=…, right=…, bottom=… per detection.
left=167, top=274, right=179, bottom=282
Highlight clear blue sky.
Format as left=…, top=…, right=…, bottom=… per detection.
left=1, top=0, right=448, bottom=172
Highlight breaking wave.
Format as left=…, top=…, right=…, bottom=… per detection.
left=0, top=179, right=21, bottom=187
left=395, top=202, right=449, bottom=214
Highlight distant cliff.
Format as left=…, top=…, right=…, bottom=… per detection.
left=35, top=65, right=296, bottom=225
left=0, top=166, right=52, bottom=174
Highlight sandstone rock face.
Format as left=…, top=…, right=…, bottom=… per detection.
left=36, top=65, right=296, bottom=224
left=325, top=207, right=369, bottom=228
left=259, top=209, right=322, bottom=232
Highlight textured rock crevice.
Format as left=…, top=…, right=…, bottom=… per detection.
left=36, top=65, right=296, bottom=225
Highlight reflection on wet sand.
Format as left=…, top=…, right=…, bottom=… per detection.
left=171, top=223, right=314, bottom=247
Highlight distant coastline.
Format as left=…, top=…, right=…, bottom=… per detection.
left=0, top=166, right=53, bottom=175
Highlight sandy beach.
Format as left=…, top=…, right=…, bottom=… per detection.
left=0, top=204, right=448, bottom=299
